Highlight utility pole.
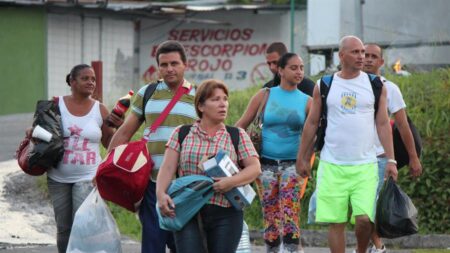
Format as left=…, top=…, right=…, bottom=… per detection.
left=355, top=0, right=364, bottom=40
left=290, top=0, right=295, bottom=52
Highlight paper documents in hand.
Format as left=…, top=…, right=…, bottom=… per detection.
left=202, top=150, right=256, bottom=210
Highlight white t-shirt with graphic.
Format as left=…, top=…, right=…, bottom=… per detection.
left=47, top=97, right=103, bottom=183
left=320, top=72, right=378, bottom=165
left=375, top=76, right=406, bottom=155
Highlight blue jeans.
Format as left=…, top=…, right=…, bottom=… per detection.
left=47, top=177, right=93, bottom=253
left=139, top=181, right=176, bottom=253
left=174, top=204, right=243, bottom=253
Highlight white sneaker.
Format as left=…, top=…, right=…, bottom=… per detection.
left=368, top=245, right=386, bottom=253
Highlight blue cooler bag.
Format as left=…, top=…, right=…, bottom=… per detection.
left=157, top=175, right=214, bottom=231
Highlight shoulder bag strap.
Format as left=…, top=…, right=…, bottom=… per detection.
left=142, top=81, right=160, bottom=122
left=320, top=74, right=334, bottom=121
left=367, top=73, right=383, bottom=118
left=52, top=96, right=59, bottom=105
left=143, top=84, right=191, bottom=140
left=178, top=124, right=193, bottom=146
left=254, top=88, right=270, bottom=126
left=225, top=126, right=240, bottom=155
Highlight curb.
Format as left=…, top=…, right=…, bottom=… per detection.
left=249, top=230, right=450, bottom=249
left=0, top=243, right=52, bottom=250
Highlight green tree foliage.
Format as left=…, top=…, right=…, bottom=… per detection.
left=386, top=69, right=450, bottom=234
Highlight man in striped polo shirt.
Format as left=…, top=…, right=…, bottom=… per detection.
left=108, top=40, right=197, bottom=253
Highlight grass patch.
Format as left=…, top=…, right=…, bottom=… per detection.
left=108, top=203, right=142, bottom=241
left=36, top=175, right=47, bottom=193
left=412, top=250, right=450, bottom=253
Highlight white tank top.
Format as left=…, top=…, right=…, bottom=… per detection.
left=320, top=72, right=378, bottom=165
left=47, top=96, right=103, bottom=183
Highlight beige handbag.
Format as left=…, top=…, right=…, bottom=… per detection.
left=246, top=88, right=270, bottom=154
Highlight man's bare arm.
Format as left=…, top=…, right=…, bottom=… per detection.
left=376, top=86, right=398, bottom=181
left=107, top=113, right=143, bottom=153
left=296, top=85, right=321, bottom=177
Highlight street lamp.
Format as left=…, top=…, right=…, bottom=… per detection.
left=290, top=0, right=295, bottom=51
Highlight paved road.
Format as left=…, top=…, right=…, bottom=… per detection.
left=0, top=113, right=33, bottom=162
left=0, top=242, right=419, bottom=253
left=0, top=244, right=374, bottom=253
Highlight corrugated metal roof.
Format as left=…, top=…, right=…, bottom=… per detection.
left=0, top=0, right=289, bottom=13
left=186, top=3, right=270, bottom=11
left=0, top=0, right=297, bottom=25
left=106, top=1, right=151, bottom=11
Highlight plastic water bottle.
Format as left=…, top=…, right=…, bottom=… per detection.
left=236, top=221, right=251, bottom=253
left=105, top=90, right=134, bottom=127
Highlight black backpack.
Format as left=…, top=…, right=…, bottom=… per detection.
left=315, top=73, right=383, bottom=151
left=392, top=116, right=422, bottom=168
left=141, top=80, right=162, bottom=122
left=174, top=125, right=240, bottom=177
left=178, top=125, right=240, bottom=155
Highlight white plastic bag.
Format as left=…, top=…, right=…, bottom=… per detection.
left=236, top=221, right=251, bottom=253
left=67, top=188, right=123, bottom=253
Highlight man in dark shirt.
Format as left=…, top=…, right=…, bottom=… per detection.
left=263, top=42, right=315, bottom=96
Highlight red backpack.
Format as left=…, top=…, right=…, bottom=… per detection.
left=96, top=84, right=190, bottom=212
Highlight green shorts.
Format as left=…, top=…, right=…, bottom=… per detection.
left=315, top=160, right=378, bottom=224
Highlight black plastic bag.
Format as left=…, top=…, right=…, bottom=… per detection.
left=29, top=99, right=65, bottom=169
left=376, top=177, right=418, bottom=238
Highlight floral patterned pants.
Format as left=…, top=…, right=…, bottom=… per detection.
left=256, top=162, right=307, bottom=252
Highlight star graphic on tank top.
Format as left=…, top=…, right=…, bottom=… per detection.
left=68, top=124, right=83, bottom=136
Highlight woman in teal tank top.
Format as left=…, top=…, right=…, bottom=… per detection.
left=236, top=53, right=312, bottom=253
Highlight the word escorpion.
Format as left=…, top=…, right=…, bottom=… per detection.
left=151, top=43, right=267, bottom=58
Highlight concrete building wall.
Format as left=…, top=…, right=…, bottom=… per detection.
left=306, top=0, right=341, bottom=46
left=307, top=0, right=450, bottom=73
left=281, top=8, right=310, bottom=73
left=362, top=0, right=450, bottom=68
left=363, top=0, right=450, bottom=44
left=47, top=14, right=135, bottom=106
